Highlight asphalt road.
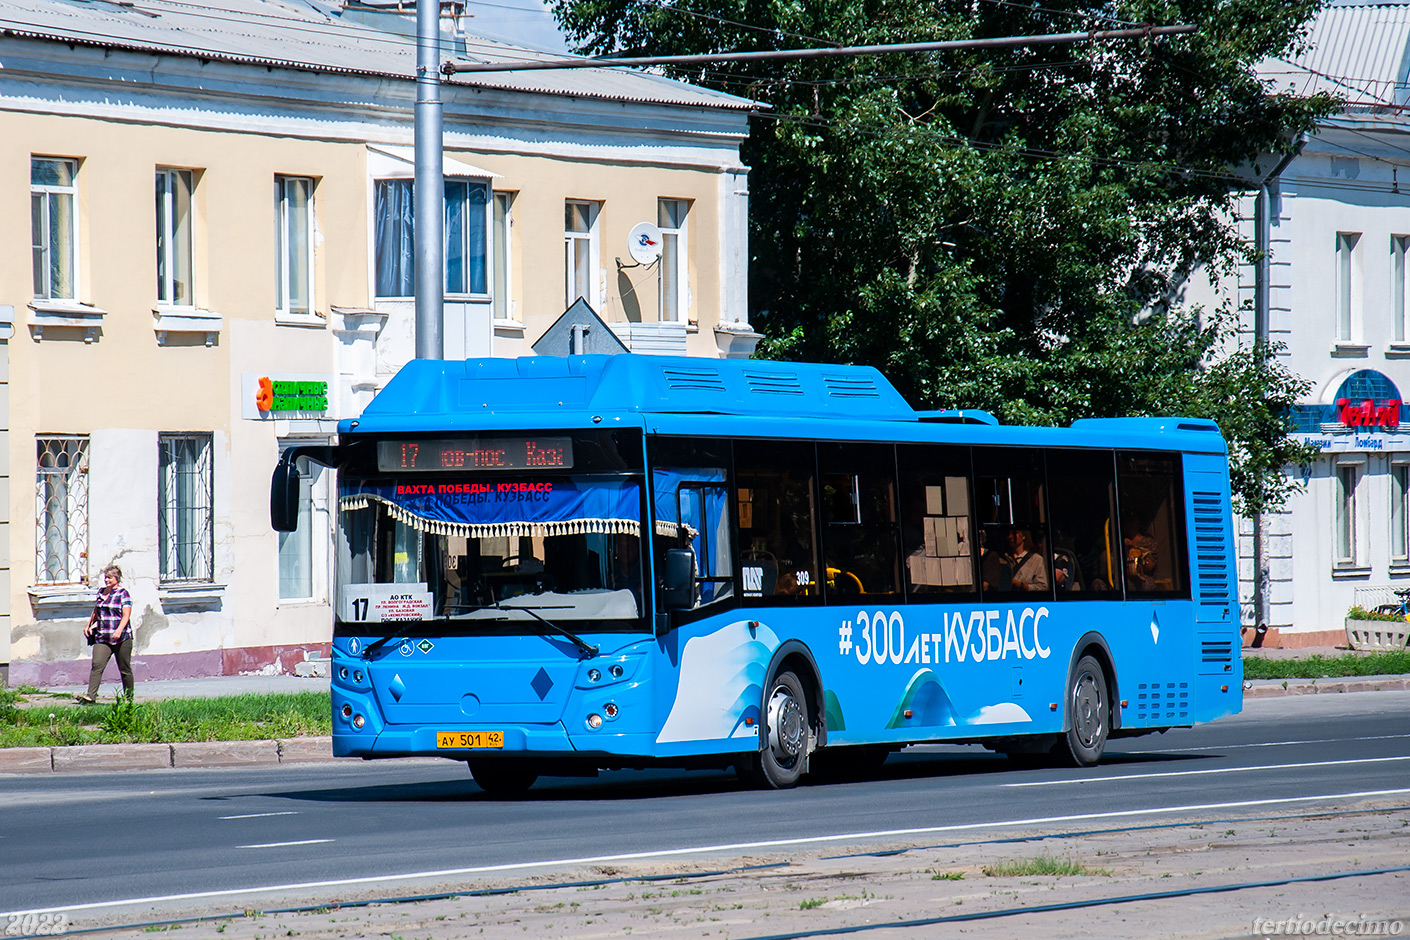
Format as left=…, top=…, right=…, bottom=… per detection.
left=2, top=690, right=1408, bottom=922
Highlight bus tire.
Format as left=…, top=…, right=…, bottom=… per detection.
left=741, top=670, right=810, bottom=789
left=469, top=761, right=538, bottom=796
left=1053, top=654, right=1109, bottom=767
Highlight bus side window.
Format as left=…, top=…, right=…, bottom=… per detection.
left=897, top=444, right=977, bottom=598
left=1046, top=449, right=1122, bottom=597
left=678, top=483, right=734, bottom=607
left=1117, top=452, right=1189, bottom=598
left=734, top=440, right=819, bottom=600
left=818, top=443, right=901, bottom=599
left=973, top=447, right=1052, bottom=600
left=649, top=436, right=734, bottom=613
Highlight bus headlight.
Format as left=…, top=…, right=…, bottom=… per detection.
left=341, top=704, right=353, bottom=720
left=609, top=665, right=624, bottom=679
left=604, top=702, right=619, bottom=720
left=352, top=714, right=365, bottom=730
left=587, top=668, right=601, bottom=682
left=585, top=713, right=603, bottom=730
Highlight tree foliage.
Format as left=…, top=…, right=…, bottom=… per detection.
left=551, top=0, right=1334, bottom=512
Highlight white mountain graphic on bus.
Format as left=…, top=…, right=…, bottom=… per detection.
left=656, top=620, right=778, bottom=744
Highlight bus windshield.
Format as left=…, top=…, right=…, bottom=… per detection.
left=335, top=474, right=646, bottom=629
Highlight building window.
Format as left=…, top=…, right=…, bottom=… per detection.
left=1394, top=236, right=1409, bottom=344
left=1335, top=462, right=1360, bottom=566
left=373, top=178, right=490, bottom=299
left=565, top=200, right=600, bottom=308
left=493, top=192, right=514, bottom=320
left=1335, top=231, right=1360, bottom=343
left=274, top=176, right=315, bottom=318
left=156, top=168, right=196, bottom=306
left=35, top=436, right=88, bottom=584
left=31, top=158, right=78, bottom=302
left=159, top=433, right=214, bottom=582
left=277, top=452, right=314, bottom=601
left=445, top=179, right=489, bottom=297
left=1394, top=463, right=1410, bottom=564
left=658, top=199, right=689, bottom=323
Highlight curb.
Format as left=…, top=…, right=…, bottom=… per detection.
left=1244, top=676, right=1408, bottom=698
left=0, top=736, right=350, bottom=775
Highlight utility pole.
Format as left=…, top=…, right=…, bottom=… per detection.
left=414, top=0, right=443, bottom=360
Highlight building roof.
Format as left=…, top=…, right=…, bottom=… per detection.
left=1259, top=1, right=1410, bottom=109
left=0, top=0, right=755, bottom=111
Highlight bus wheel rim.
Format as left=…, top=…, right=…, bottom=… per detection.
left=768, top=687, right=805, bottom=763
left=1073, top=672, right=1103, bottom=748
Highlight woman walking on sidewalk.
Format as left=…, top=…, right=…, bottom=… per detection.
left=78, top=565, right=134, bottom=704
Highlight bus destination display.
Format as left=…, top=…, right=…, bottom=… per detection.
left=377, top=437, right=574, bottom=472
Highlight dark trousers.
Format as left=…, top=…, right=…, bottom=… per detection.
left=86, top=638, right=134, bottom=699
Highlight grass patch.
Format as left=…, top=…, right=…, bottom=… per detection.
left=0, top=691, right=331, bottom=748
left=982, top=856, right=1111, bottom=877
left=1243, top=649, right=1410, bottom=680
left=930, top=870, right=965, bottom=881
left=798, top=899, right=825, bottom=910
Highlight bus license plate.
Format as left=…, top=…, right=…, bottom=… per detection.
left=436, top=731, right=504, bottom=749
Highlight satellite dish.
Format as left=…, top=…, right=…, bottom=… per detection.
left=627, top=222, right=663, bottom=264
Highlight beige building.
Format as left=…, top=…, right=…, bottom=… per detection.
left=0, top=0, right=755, bottom=685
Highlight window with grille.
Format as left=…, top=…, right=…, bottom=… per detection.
left=159, top=433, right=214, bottom=582
left=36, top=436, right=89, bottom=584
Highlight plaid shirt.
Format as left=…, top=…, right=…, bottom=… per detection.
left=91, top=585, right=132, bottom=644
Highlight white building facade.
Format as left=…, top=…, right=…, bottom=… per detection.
left=0, top=0, right=756, bottom=685
left=1188, top=0, right=1410, bottom=645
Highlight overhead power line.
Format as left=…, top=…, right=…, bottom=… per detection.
left=443, top=24, right=1196, bottom=75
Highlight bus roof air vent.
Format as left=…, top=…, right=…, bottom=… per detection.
left=661, top=365, right=726, bottom=393
left=823, top=374, right=881, bottom=399
left=745, top=370, right=805, bottom=396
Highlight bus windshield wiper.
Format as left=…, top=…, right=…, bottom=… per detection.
left=500, top=603, right=599, bottom=659
left=361, top=633, right=405, bottom=659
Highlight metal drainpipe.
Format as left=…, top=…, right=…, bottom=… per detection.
left=1250, top=141, right=1305, bottom=635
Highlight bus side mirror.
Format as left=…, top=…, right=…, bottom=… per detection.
left=660, top=549, right=695, bottom=609
left=270, top=460, right=299, bottom=532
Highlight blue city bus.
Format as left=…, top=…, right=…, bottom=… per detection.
left=271, top=354, right=1241, bottom=792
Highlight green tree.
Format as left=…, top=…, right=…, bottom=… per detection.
left=551, top=0, right=1332, bottom=512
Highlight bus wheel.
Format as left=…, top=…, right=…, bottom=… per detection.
left=1054, top=655, right=1109, bottom=767
left=742, top=670, right=810, bottom=789
left=469, top=761, right=538, bottom=796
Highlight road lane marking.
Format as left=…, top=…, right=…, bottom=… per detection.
left=1166, top=733, right=1410, bottom=752
left=8, top=786, right=1410, bottom=918
left=219, top=812, right=300, bottom=820
left=1002, top=755, right=1410, bottom=787
left=238, top=839, right=333, bottom=849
